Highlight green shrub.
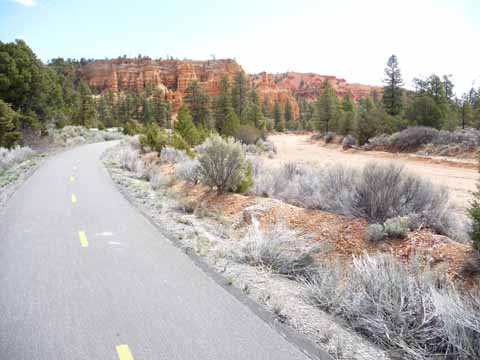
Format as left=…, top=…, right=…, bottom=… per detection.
left=197, top=134, right=249, bottom=194
left=124, top=120, right=145, bottom=135
left=175, top=105, right=200, bottom=146
left=234, top=160, right=253, bottom=194
left=469, top=175, right=480, bottom=252
left=383, top=216, right=409, bottom=238
left=170, top=132, right=193, bottom=157
left=139, top=123, right=169, bottom=153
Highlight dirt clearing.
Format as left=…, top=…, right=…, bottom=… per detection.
left=269, top=134, right=479, bottom=212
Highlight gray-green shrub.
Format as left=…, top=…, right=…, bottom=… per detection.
left=197, top=134, right=250, bottom=194
left=252, top=161, right=458, bottom=238
left=305, top=253, right=480, bottom=359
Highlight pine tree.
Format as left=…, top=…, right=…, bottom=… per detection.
left=342, top=92, right=355, bottom=113
left=231, top=72, right=248, bottom=117
left=315, top=81, right=339, bottom=133
left=356, top=97, right=378, bottom=145
left=184, top=81, right=211, bottom=128
left=284, top=100, right=293, bottom=128
left=223, top=110, right=241, bottom=137
left=0, top=99, right=21, bottom=148
left=214, top=77, right=235, bottom=134
left=273, top=100, right=284, bottom=132
left=175, top=105, right=200, bottom=145
left=469, top=155, right=480, bottom=252
left=97, top=96, right=113, bottom=127
left=142, top=98, right=153, bottom=123
left=382, top=55, right=404, bottom=116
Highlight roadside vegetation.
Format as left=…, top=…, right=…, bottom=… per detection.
left=104, top=130, right=480, bottom=359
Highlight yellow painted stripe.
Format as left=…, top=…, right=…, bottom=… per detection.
left=78, top=231, right=88, bottom=247
left=71, top=194, right=77, bottom=204
left=69, top=176, right=75, bottom=182
left=116, top=344, right=134, bottom=360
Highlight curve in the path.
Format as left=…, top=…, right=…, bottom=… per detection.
left=0, top=142, right=320, bottom=360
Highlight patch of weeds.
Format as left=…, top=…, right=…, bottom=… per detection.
left=195, top=235, right=215, bottom=256
left=226, top=275, right=236, bottom=286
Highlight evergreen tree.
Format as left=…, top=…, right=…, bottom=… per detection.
left=142, top=98, right=153, bottom=123
left=184, top=81, right=211, bottom=128
left=262, top=99, right=271, bottom=118
left=407, top=95, right=443, bottom=129
left=342, top=92, right=355, bottom=113
left=314, top=81, right=340, bottom=133
left=469, top=156, right=480, bottom=252
left=382, top=55, right=404, bottom=116
left=356, top=97, right=378, bottom=145
left=273, top=100, right=284, bottom=132
left=339, top=111, right=355, bottom=136
left=223, top=110, right=241, bottom=137
left=231, top=72, right=248, bottom=117
left=0, top=99, right=21, bottom=148
left=97, top=96, right=113, bottom=127
left=214, top=77, right=235, bottom=134
left=284, top=100, right=293, bottom=128
left=175, top=105, right=199, bottom=145
left=152, top=89, right=170, bottom=127
left=76, top=81, right=97, bottom=127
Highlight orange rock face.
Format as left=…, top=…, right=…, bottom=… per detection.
left=265, top=72, right=382, bottom=102
left=78, top=59, right=380, bottom=120
left=78, top=57, right=244, bottom=113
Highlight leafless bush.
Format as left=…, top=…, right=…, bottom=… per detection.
left=324, top=132, right=335, bottom=144
left=175, top=159, right=201, bottom=184
left=341, top=135, right=357, bottom=149
left=432, top=287, right=480, bottom=359
left=306, top=252, right=480, bottom=359
left=160, top=146, right=189, bottom=164
left=150, top=169, right=170, bottom=189
left=365, top=224, right=386, bottom=242
left=0, top=146, right=35, bottom=171
left=368, top=127, right=480, bottom=154
left=118, top=147, right=144, bottom=175
left=239, top=219, right=318, bottom=279
left=389, top=126, right=439, bottom=152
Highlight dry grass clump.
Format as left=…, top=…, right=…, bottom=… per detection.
left=238, top=219, right=319, bottom=279
left=252, top=161, right=462, bottom=240
left=0, top=146, right=35, bottom=171
left=305, top=252, right=480, bottom=359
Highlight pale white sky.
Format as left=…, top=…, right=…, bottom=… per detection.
left=2, top=0, right=479, bottom=95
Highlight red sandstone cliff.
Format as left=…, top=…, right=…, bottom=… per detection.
left=78, top=58, right=381, bottom=120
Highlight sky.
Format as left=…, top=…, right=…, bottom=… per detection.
left=1, top=0, right=479, bottom=95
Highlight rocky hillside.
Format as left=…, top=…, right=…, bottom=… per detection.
left=78, top=57, right=380, bottom=119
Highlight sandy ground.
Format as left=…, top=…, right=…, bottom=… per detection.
left=269, top=134, right=479, bottom=212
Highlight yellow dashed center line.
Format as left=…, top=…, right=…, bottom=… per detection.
left=116, top=344, right=134, bottom=360
left=71, top=194, right=77, bottom=204
left=69, top=176, right=75, bottom=182
left=78, top=231, right=88, bottom=247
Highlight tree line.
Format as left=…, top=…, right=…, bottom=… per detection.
left=2, top=40, right=480, bottom=148
left=297, top=55, right=480, bottom=144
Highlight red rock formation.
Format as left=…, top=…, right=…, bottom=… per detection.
left=251, top=72, right=300, bottom=119
left=78, top=59, right=380, bottom=121
left=266, top=72, right=382, bottom=102
left=78, top=57, right=244, bottom=113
